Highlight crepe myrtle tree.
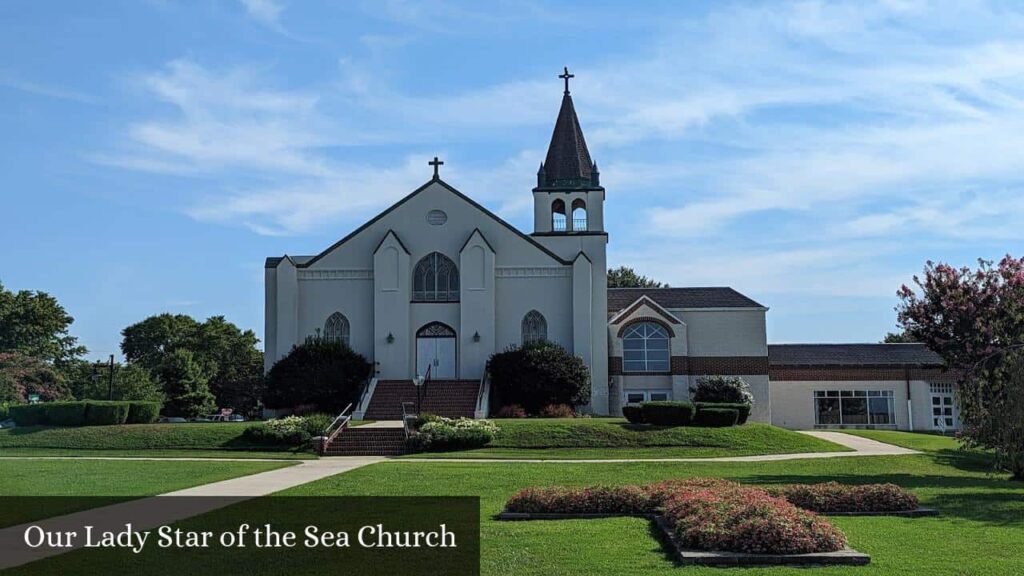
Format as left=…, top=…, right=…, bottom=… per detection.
left=897, top=256, right=1024, bottom=479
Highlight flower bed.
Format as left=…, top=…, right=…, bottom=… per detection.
left=662, top=485, right=846, bottom=555
left=408, top=415, right=500, bottom=452
left=502, top=478, right=921, bottom=556
left=766, top=481, right=919, bottom=513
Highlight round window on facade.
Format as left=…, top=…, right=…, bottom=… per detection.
left=427, top=209, right=448, bottom=226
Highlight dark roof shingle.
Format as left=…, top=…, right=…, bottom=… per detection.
left=768, top=343, right=943, bottom=366
left=608, top=287, right=765, bottom=311
left=539, top=93, right=596, bottom=189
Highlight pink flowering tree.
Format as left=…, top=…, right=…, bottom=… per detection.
left=897, top=256, right=1024, bottom=479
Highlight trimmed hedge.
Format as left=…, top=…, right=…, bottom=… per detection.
left=126, top=401, right=162, bottom=424
left=640, top=401, right=695, bottom=426
left=44, top=401, right=88, bottom=426
left=10, top=404, right=46, bottom=426
left=696, top=402, right=751, bottom=425
left=767, top=482, right=919, bottom=513
left=693, top=407, right=739, bottom=427
left=506, top=485, right=651, bottom=515
left=84, top=401, right=130, bottom=426
left=621, top=404, right=644, bottom=424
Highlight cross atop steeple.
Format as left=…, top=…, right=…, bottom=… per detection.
left=558, top=66, right=574, bottom=95
left=428, top=156, right=444, bottom=179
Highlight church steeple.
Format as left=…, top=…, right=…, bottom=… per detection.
left=532, top=67, right=605, bottom=235
left=536, top=67, right=599, bottom=190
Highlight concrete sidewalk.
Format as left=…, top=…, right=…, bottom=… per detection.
left=0, top=457, right=383, bottom=571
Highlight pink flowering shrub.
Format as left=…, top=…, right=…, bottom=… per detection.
left=662, top=486, right=847, bottom=554
left=505, top=485, right=651, bottom=515
left=766, top=482, right=918, bottom=513
left=643, top=477, right=739, bottom=507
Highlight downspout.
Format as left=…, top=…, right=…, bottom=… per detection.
left=905, top=366, right=914, bottom=432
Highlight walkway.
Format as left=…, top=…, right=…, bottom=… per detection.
left=0, top=457, right=383, bottom=571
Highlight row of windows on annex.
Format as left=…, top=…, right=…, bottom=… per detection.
left=318, top=310, right=551, bottom=348
left=550, top=199, right=588, bottom=232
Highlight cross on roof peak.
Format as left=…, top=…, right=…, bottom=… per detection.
left=559, top=66, right=574, bottom=95
left=428, top=156, right=444, bottom=179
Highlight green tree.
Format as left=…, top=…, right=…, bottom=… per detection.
left=607, top=266, right=666, bottom=288
left=882, top=331, right=918, bottom=343
left=487, top=340, right=591, bottom=415
left=66, top=360, right=164, bottom=402
left=0, top=281, right=86, bottom=366
left=121, top=314, right=262, bottom=409
left=156, top=349, right=216, bottom=418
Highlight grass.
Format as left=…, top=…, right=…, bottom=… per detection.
left=0, top=423, right=315, bottom=457
left=403, top=419, right=848, bottom=459
left=0, top=459, right=295, bottom=527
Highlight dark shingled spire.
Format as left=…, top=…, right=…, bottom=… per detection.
left=537, top=71, right=599, bottom=190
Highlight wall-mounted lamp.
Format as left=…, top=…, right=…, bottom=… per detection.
left=472, top=331, right=481, bottom=342
left=386, top=332, right=395, bottom=344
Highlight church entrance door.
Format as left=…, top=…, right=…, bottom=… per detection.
left=415, top=322, right=456, bottom=379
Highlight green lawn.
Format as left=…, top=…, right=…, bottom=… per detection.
left=0, top=423, right=315, bottom=458
left=0, top=458, right=295, bottom=527
left=403, top=420, right=848, bottom=459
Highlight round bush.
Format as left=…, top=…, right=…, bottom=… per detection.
left=241, top=416, right=312, bottom=446
left=690, top=375, right=754, bottom=404
left=693, top=407, right=739, bottom=427
left=640, top=401, right=695, bottom=426
left=408, top=416, right=499, bottom=452
left=488, top=341, right=590, bottom=415
left=265, top=336, right=372, bottom=413
left=126, top=401, right=162, bottom=424
left=621, top=404, right=645, bottom=424
left=695, top=402, right=751, bottom=424
left=84, top=401, right=130, bottom=426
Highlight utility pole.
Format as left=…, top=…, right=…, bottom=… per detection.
left=108, top=354, right=115, bottom=401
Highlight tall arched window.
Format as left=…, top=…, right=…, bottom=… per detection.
left=622, top=322, right=670, bottom=373
left=324, top=312, right=350, bottom=347
left=551, top=199, right=567, bottom=232
left=571, top=199, right=587, bottom=231
left=413, top=252, right=459, bottom=302
left=521, top=310, right=547, bottom=344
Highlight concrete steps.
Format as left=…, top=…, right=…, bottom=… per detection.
left=363, top=379, right=480, bottom=420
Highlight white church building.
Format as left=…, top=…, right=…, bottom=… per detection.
left=265, top=71, right=956, bottom=433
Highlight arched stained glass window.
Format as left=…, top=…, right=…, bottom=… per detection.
left=324, top=312, right=350, bottom=347
left=622, top=322, right=670, bottom=373
left=521, top=310, right=548, bottom=343
left=412, top=252, right=460, bottom=302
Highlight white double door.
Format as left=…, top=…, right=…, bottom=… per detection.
left=416, top=337, right=456, bottom=379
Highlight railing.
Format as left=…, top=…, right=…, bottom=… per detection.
left=320, top=402, right=354, bottom=453
left=552, top=218, right=567, bottom=232
left=352, top=377, right=377, bottom=421
left=572, top=218, right=587, bottom=231
left=475, top=371, right=490, bottom=419
left=401, top=401, right=416, bottom=440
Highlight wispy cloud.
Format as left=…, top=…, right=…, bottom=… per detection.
left=0, top=74, right=96, bottom=103
left=239, top=0, right=285, bottom=28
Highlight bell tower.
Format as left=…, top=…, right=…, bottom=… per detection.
left=532, top=67, right=605, bottom=234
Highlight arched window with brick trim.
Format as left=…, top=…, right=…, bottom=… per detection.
left=622, top=321, right=670, bottom=373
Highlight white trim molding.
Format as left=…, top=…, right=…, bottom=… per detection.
left=298, top=269, right=374, bottom=281
left=496, top=266, right=571, bottom=278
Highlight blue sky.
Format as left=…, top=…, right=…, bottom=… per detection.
left=3, top=0, right=1024, bottom=360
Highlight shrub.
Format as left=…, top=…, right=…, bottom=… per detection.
left=409, top=416, right=499, bottom=452
left=0, top=402, right=9, bottom=421
left=84, top=401, right=130, bottom=426
left=695, top=402, right=751, bottom=424
left=621, top=404, right=644, bottom=424
left=640, top=401, right=695, bottom=426
left=10, top=404, right=46, bottom=426
left=488, top=340, right=590, bottom=415
left=767, top=482, right=919, bottom=513
left=539, top=404, right=576, bottom=418
left=43, top=401, right=88, bottom=426
left=126, top=401, right=161, bottom=424
left=495, top=405, right=527, bottom=418
left=690, top=375, right=754, bottom=405
left=241, top=416, right=311, bottom=446
left=693, top=407, right=739, bottom=427
left=301, top=413, right=335, bottom=437
left=644, top=478, right=740, bottom=507
left=265, top=335, right=372, bottom=413
left=505, top=485, right=651, bottom=515
left=663, top=485, right=847, bottom=554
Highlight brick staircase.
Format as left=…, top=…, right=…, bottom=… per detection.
left=363, top=379, right=480, bottom=420
left=321, top=426, right=407, bottom=456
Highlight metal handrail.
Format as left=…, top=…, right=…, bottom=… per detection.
left=475, top=370, right=490, bottom=418
left=322, top=402, right=354, bottom=450
left=401, top=401, right=416, bottom=440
